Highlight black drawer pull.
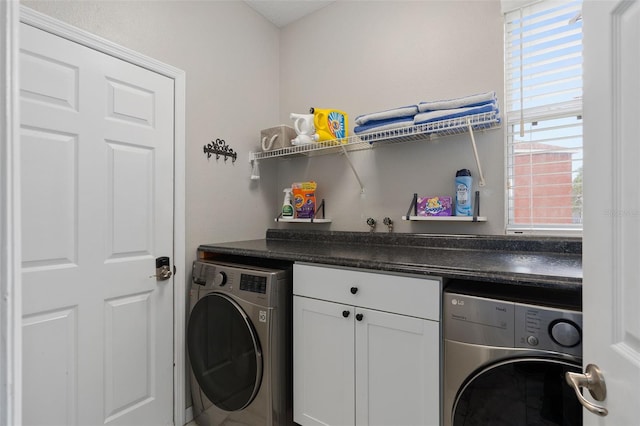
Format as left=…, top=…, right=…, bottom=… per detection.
left=342, top=310, right=350, bottom=318
left=350, top=286, right=358, bottom=295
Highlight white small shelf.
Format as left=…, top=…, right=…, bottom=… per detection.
left=275, top=198, right=329, bottom=223
left=403, top=192, right=486, bottom=223
left=275, top=218, right=332, bottom=223
left=402, top=215, right=487, bottom=222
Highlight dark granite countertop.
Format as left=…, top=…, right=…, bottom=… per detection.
left=198, top=230, right=582, bottom=294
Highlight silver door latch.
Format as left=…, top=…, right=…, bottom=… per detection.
left=565, top=363, right=608, bottom=417
left=151, top=256, right=172, bottom=281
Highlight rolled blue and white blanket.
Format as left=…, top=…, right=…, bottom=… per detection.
left=418, top=91, right=497, bottom=112
left=414, top=102, right=498, bottom=125
left=354, top=116, right=415, bottom=134
left=355, top=105, right=418, bottom=126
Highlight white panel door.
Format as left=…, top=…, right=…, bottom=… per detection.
left=293, top=296, right=355, bottom=426
left=354, top=308, right=439, bottom=426
left=582, top=0, right=638, bottom=424
left=20, top=22, right=174, bottom=426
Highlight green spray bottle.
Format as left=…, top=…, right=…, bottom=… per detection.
left=282, top=188, right=294, bottom=218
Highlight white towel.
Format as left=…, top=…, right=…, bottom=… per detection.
left=354, top=117, right=414, bottom=134
left=414, top=102, right=498, bottom=125
left=355, top=105, right=418, bottom=126
left=418, top=91, right=497, bottom=112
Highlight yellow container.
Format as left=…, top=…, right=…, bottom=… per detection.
left=311, top=108, right=349, bottom=142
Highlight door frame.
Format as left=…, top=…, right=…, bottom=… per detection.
left=1, top=6, right=188, bottom=426
left=1, top=1, right=21, bottom=425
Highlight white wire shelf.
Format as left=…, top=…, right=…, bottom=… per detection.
left=250, top=137, right=369, bottom=161
left=249, top=110, right=501, bottom=162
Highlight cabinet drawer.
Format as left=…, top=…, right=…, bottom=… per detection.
left=293, top=263, right=440, bottom=320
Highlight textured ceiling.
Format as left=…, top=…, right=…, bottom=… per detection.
left=244, top=0, right=335, bottom=28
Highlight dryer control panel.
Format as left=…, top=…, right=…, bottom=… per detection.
left=444, top=291, right=582, bottom=357
left=240, top=273, right=267, bottom=294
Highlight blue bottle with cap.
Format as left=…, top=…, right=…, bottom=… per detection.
left=455, top=169, right=473, bottom=216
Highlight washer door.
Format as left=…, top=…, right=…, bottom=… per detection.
left=187, top=292, right=263, bottom=412
left=453, top=358, right=581, bottom=426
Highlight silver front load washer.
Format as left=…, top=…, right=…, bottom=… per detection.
left=188, top=260, right=292, bottom=426
left=443, top=282, right=583, bottom=426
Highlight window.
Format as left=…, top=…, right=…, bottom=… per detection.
left=504, top=0, right=583, bottom=234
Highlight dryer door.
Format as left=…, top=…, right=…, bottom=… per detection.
left=187, top=293, right=263, bottom=412
left=452, top=358, right=581, bottom=426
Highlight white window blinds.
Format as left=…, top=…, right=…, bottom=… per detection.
left=504, top=0, right=583, bottom=234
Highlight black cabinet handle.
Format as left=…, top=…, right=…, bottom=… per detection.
left=356, top=313, right=364, bottom=321
left=350, top=286, right=358, bottom=294
left=342, top=310, right=350, bottom=318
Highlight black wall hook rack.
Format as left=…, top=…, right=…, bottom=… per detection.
left=203, top=138, right=237, bottom=162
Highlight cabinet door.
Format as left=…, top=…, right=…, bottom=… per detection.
left=355, top=308, right=439, bottom=426
left=294, top=296, right=355, bottom=426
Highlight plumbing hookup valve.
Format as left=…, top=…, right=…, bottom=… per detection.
left=383, top=217, right=393, bottom=233
left=366, top=217, right=376, bottom=232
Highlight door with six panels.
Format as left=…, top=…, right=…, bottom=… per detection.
left=20, top=23, right=175, bottom=426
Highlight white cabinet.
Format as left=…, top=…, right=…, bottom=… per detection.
left=294, top=296, right=355, bottom=426
left=293, top=263, right=441, bottom=426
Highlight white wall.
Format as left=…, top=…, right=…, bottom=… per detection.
left=22, top=0, right=507, bottom=248
left=276, top=0, right=505, bottom=234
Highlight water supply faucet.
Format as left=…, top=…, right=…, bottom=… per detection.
left=366, top=217, right=376, bottom=232
left=383, top=217, right=393, bottom=233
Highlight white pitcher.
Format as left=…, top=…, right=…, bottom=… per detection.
left=290, top=113, right=315, bottom=135
left=290, top=113, right=319, bottom=145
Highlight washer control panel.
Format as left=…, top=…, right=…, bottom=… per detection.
left=444, top=291, right=582, bottom=357
left=515, top=304, right=582, bottom=356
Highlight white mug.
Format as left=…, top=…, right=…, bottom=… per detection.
left=290, top=113, right=315, bottom=136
